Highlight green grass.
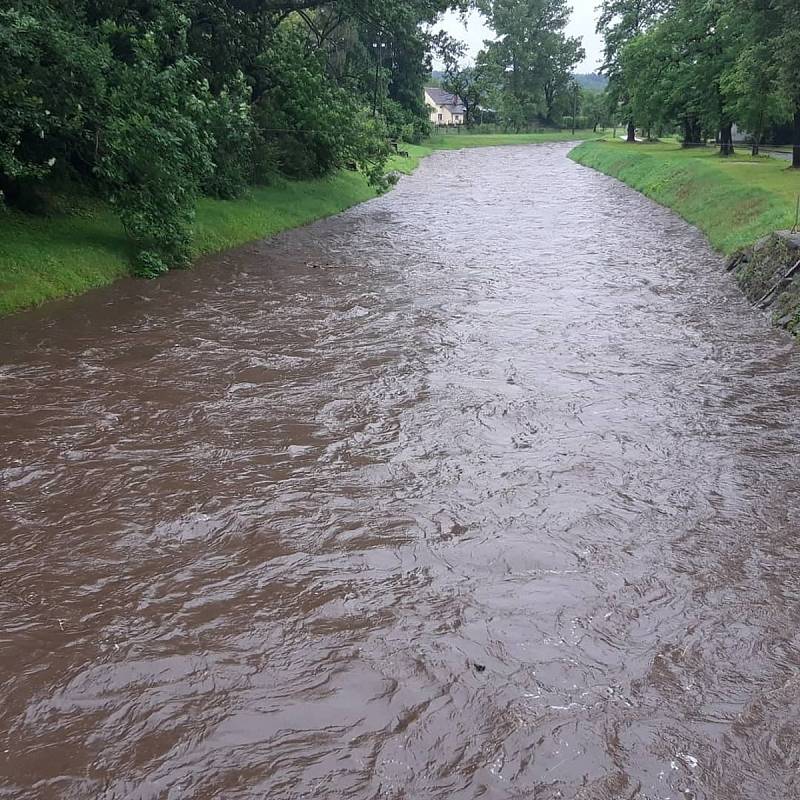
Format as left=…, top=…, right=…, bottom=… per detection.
left=569, top=138, right=800, bottom=254
left=385, top=134, right=594, bottom=171
left=0, top=202, right=132, bottom=317
left=0, top=129, right=599, bottom=317
left=192, top=171, right=378, bottom=254
left=426, top=128, right=601, bottom=150
left=388, top=143, right=433, bottom=174
left=0, top=171, right=380, bottom=317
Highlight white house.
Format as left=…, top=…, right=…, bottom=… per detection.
left=424, top=87, right=465, bottom=126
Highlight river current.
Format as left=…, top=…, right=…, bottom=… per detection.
left=2, top=143, right=800, bottom=799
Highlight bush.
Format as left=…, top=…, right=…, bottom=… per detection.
left=0, top=1, right=427, bottom=281
left=253, top=27, right=389, bottom=185
left=346, top=111, right=392, bottom=188
left=0, top=6, right=108, bottom=193
left=97, top=52, right=214, bottom=275
left=252, top=140, right=283, bottom=185
left=202, top=74, right=258, bottom=199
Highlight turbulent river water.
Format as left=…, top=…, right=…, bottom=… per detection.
left=2, top=143, right=800, bottom=800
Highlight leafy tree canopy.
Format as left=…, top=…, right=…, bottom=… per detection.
left=0, top=0, right=457, bottom=271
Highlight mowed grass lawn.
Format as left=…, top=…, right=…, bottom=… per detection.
left=388, top=131, right=601, bottom=172
left=569, top=138, right=800, bottom=254
left=388, top=131, right=601, bottom=174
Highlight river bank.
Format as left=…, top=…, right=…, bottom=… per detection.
left=569, top=139, right=799, bottom=255
left=569, top=139, right=800, bottom=334
left=0, top=131, right=598, bottom=317
left=0, top=171, right=381, bottom=318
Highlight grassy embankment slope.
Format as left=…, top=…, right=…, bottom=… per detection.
left=0, top=130, right=598, bottom=317
left=569, top=139, right=800, bottom=255
left=0, top=172, right=379, bottom=317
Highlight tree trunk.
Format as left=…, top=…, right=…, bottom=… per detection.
left=681, top=117, right=702, bottom=147
left=751, top=126, right=761, bottom=157
left=719, top=122, right=734, bottom=157
left=752, top=112, right=764, bottom=158
left=793, top=108, right=800, bottom=169
left=626, top=121, right=636, bottom=142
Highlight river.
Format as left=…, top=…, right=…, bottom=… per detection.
left=2, top=143, right=800, bottom=799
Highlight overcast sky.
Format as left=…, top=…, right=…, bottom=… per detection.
left=436, top=0, right=604, bottom=73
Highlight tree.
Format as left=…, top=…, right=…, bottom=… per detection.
left=720, top=1, right=782, bottom=155
left=618, top=26, right=671, bottom=139
left=477, top=0, right=584, bottom=129
left=596, top=0, right=667, bottom=141
left=0, top=5, right=109, bottom=205
left=721, top=38, right=789, bottom=156
left=0, top=0, right=453, bottom=274
left=613, top=0, right=741, bottom=155
left=598, top=0, right=800, bottom=162
left=582, top=89, right=611, bottom=132
left=542, top=38, right=586, bottom=124
left=771, top=0, right=800, bottom=167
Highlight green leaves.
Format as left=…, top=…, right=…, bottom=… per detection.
left=95, top=48, right=215, bottom=274
left=477, top=0, right=584, bottom=128
left=0, top=5, right=109, bottom=182
left=0, top=0, right=437, bottom=275
left=597, top=0, right=800, bottom=148
left=253, top=26, right=390, bottom=184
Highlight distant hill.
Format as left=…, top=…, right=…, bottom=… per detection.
left=574, top=73, right=608, bottom=92
left=425, top=70, right=445, bottom=88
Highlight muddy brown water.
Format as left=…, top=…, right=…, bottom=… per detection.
left=2, top=143, right=800, bottom=800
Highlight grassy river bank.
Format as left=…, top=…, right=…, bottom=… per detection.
left=0, top=130, right=599, bottom=317
left=0, top=171, right=379, bottom=317
left=8, top=130, right=796, bottom=318
left=569, top=139, right=800, bottom=255
left=570, top=139, right=800, bottom=334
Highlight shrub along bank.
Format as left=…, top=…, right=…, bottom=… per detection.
left=569, top=138, right=800, bottom=333
left=0, top=144, right=439, bottom=317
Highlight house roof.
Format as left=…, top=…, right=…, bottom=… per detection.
left=424, top=86, right=466, bottom=115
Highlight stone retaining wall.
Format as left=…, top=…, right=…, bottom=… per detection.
left=727, top=231, right=800, bottom=334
